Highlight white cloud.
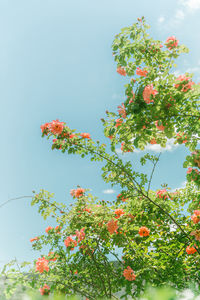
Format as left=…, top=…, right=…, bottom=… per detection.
left=179, top=0, right=200, bottom=11
left=166, top=0, right=200, bottom=27
left=102, top=189, right=115, bottom=194
left=144, top=139, right=179, bottom=153
left=171, top=181, right=187, bottom=192
left=158, top=16, right=165, bottom=24
left=175, top=9, right=185, bottom=20
left=112, top=93, right=122, bottom=100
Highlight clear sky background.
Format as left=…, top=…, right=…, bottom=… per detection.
left=0, top=0, right=200, bottom=267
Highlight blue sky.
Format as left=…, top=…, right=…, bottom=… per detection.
left=0, top=0, right=200, bottom=267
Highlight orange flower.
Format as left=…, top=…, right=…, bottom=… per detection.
left=117, top=66, right=126, bottom=76
left=107, top=219, right=118, bottom=234
left=123, top=266, right=136, bottom=281
left=39, top=284, right=50, bottom=296
left=40, top=123, right=50, bottom=135
left=186, top=245, right=197, bottom=254
left=70, top=188, right=85, bottom=198
left=138, top=226, right=150, bottom=237
left=143, top=84, right=158, bottom=104
left=55, top=225, right=62, bottom=234
left=36, top=257, right=49, bottom=273
left=48, top=251, right=58, bottom=261
left=155, top=120, right=165, bottom=131
left=117, top=103, right=126, bottom=118
left=117, top=194, right=128, bottom=202
left=45, top=226, right=53, bottom=234
left=50, top=119, right=64, bottom=135
left=136, top=67, right=148, bottom=77
left=190, top=230, right=200, bottom=241
left=64, top=236, right=77, bottom=250
left=80, top=133, right=91, bottom=139
left=156, top=189, right=168, bottom=200
left=114, top=209, right=125, bottom=219
left=150, top=138, right=157, bottom=145
left=115, top=118, right=123, bottom=128
left=174, top=75, right=194, bottom=92
left=30, top=237, right=39, bottom=243
left=165, top=36, right=179, bottom=50
left=191, top=210, right=200, bottom=224
left=75, top=228, right=85, bottom=243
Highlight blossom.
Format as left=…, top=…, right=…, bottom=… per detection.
left=48, top=252, right=58, bottom=261
left=117, top=66, right=126, bottom=76
left=176, top=132, right=187, bottom=144
left=117, top=103, right=126, bottom=118
left=107, top=219, right=118, bottom=234
left=69, top=134, right=77, bottom=139
left=115, top=118, right=123, bottom=128
left=70, top=188, right=85, bottom=198
left=83, top=207, right=92, bottom=213
left=39, top=284, right=50, bottom=296
left=165, top=36, right=179, bottom=50
left=187, top=167, right=193, bottom=174
left=117, top=194, right=128, bottom=202
left=150, top=138, right=157, bottom=145
left=55, top=225, right=62, bottom=234
left=114, top=209, right=125, bottom=218
left=136, top=67, right=148, bottom=77
left=30, top=237, right=39, bottom=243
left=138, top=226, right=150, bottom=237
left=40, top=123, right=50, bottom=135
left=191, top=210, right=200, bottom=224
left=35, top=257, right=49, bottom=273
left=123, top=266, right=136, bottom=281
left=190, top=230, right=200, bottom=241
left=45, top=226, right=53, bottom=234
left=64, top=236, right=77, bottom=250
left=80, top=133, right=91, bottom=139
left=156, top=189, right=168, bottom=200
left=155, top=121, right=165, bottom=131
left=174, top=75, right=194, bottom=92
left=75, top=228, right=85, bottom=243
left=186, top=245, right=197, bottom=254
left=50, top=119, right=65, bottom=135
left=121, top=142, right=131, bottom=153
left=143, top=84, right=158, bottom=104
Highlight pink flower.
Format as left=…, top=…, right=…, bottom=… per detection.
left=165, top=36, right=179, bottom=50
left=136, top=67, right=148, bottom=77
left=117, top=66, right=126, bottom=76
left=143, top=84, right=158, bottom=104
left=70, top=188, right=85, bottom=198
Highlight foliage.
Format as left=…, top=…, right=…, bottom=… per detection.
left=1, top=17, right=200, bottom=299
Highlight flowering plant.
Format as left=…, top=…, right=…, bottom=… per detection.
left=2, top=17, right=200, bottom=299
